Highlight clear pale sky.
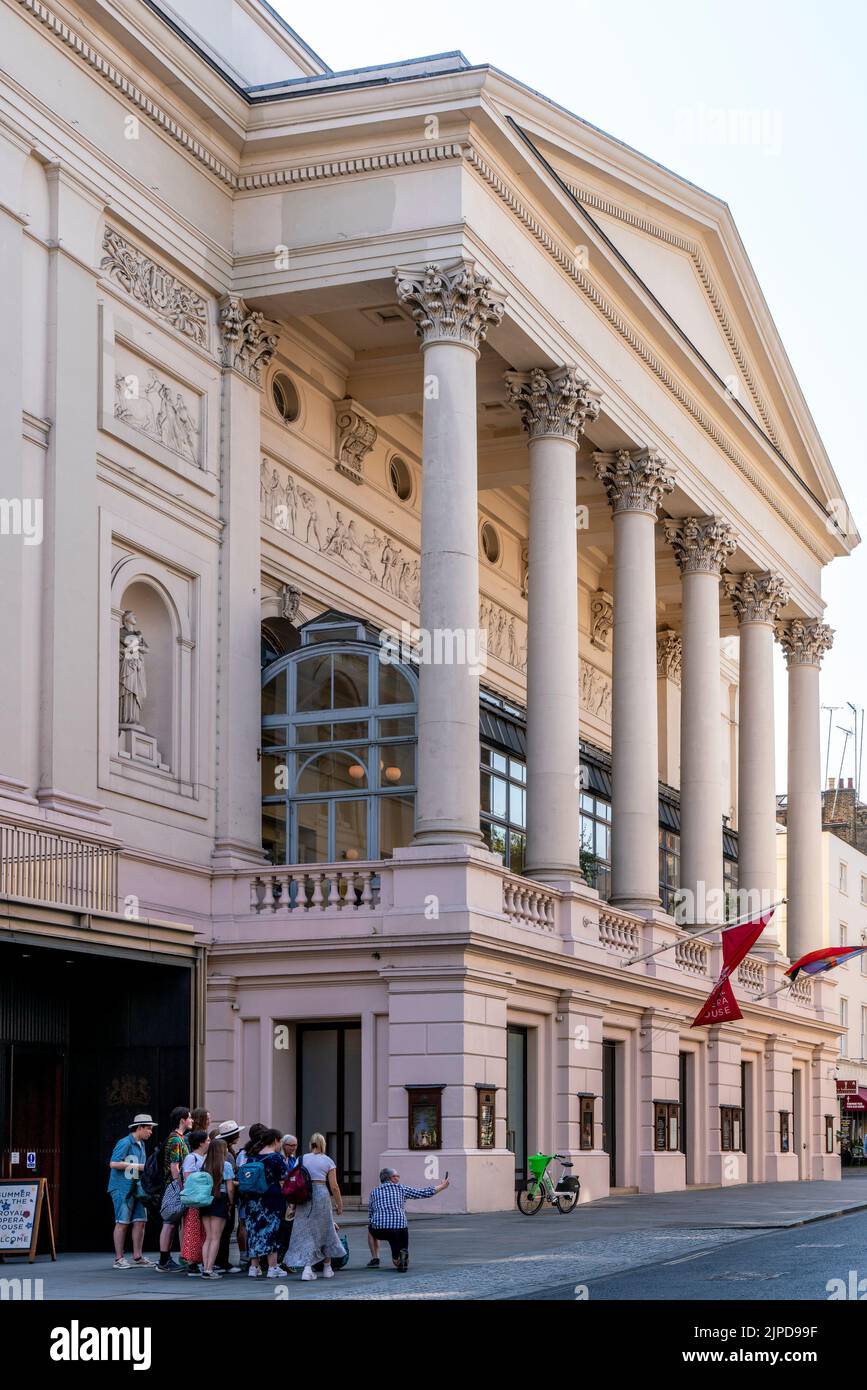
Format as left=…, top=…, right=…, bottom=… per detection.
left=276, top=0, right=867, bottom=794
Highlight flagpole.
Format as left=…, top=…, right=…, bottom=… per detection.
left=620, top=898, right=786, bottom=969
left=749, top=978, right=794, bottom=1005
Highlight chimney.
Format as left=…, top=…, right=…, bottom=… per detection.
left=849, top=778, right=854, bottom=789
left=829, top=777, right=836, bottom=789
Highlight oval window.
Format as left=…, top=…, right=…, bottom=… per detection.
left=481, top=521, right=501, bottom=565
left=272, top=372, right=300, bottom=424
left=389, top=456, right=413, bottom=501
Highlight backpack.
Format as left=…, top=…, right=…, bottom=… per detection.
left=139, top=1148, right=164, bottom=1202
left=281, top=1164, right=312, bottom=1206
left=237, top=1159, right=269, bottom=1195
left=179, top=1170, right=214, bottom=1208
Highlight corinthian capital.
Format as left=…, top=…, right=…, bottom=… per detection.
left=664, top=516, right=737, bottom=575
left=777, top=618, right=834, bottom=668
left=393, top=261, right=504, bottom=351
left=219, top=295, right=277, bottom=386
left=725, top=571, right=790, bottom=626
left=594, top=448, right=676, bottom=517
left=504, top=366, right=601, bottom=443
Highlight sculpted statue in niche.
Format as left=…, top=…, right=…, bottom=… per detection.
left=119, top=610, right=148, bottom=728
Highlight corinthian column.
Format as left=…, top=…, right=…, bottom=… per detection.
left=664, top=518, right=737, bottom=924
left=725, top=572, right=790, bottom=950
left=505, top=368, right=600, bottom=881
left=595, top=450, right=675, bottom=908
left=778, top=619, right=834, bottom=962
left=394, top=262, right=504, bottom=843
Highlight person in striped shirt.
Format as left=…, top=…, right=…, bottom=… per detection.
left=366, top=1167, right=449, bottom=1271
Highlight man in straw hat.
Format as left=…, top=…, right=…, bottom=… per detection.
left=107, top=1113, right=157, bottom=1269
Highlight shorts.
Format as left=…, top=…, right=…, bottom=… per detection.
left=369, top=1226, right=409, bottom=1261
left=202, top=1193, right=230, bottom=1220
left=111, top=1190, right=147, bottom=1224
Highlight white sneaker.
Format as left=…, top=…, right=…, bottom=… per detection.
left=301, top=1266, right=317, bottom=1281
left=266, top=1266, right=288, bottom=1278
left=322, top=1264, right=334, bottom=1278
left=248, top=1265, right=263, bottom=1278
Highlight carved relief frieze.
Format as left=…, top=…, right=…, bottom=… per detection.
left=479, top=597, right=527, bottom=672
left=580, top=662, right=612, bottom=723
left=101, top=227, right=209, bottom=349
left=113, top=346, right=202, bottom=467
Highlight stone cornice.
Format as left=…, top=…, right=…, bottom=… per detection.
left=238, top=143, right=465, bottom=189
left=593, top=448, right=675, bottom=517
left=394, top=261, right=505, bottom=351
left=777, top=618, right=834, bottom=669
left=664, top=516, right=738, bottom=576
left=504, top=366, right=600, bottom=443
left=725, top=571, right=790, bottom=627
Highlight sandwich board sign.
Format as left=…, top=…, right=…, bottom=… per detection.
left=0, top=1179, right=56, bottom=1262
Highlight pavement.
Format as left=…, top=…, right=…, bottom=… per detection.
left=12, top=1173, right=867, bottom=1301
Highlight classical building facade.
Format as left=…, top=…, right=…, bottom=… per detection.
left=0, top=0, right=858, bottom=1234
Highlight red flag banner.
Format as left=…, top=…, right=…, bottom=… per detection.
left=785, top=945, right=867, bottom=980
left=691, top=913, right=774, bottom=1028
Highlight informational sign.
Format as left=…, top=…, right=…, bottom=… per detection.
left=837, top=1079, right=858, bottom=1094
left=0, top=1179, right=56, bottom=1261
left=25, top=1152, right=36, bottom=1170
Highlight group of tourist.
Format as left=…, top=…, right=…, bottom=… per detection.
left=108, top=1105, right=449, bottom=1281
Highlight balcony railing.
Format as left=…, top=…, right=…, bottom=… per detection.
left=249, top=863, right=380, bottom=913
left=0, top=822, right=118, bottom=912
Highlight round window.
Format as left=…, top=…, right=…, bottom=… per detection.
left=481, top=521, right=501, bottom=565
left=272, top=372, right=300, bottom=424
left=389, top=456, right=413, bottom=502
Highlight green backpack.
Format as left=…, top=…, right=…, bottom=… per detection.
left=179, top=1170, right=214, bottom=1207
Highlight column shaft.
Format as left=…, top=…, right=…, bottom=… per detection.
left=525, top=432, right=580, bottom=876
left=786, top=661, right=823, bottom=960
left=611, top=508, right=661, bottom=907
left=415, top=338, right=483, bottom=842
left=680, top=569, right=724, bottom=921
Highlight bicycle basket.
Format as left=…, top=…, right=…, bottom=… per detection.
left=555, top=1175, right=581, bottom=1193
left=527, top=1153, right=550, bottom=1179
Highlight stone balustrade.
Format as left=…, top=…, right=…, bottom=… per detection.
left=502, top=874, right=558, bottom=931
left=249, top=863, right=380, bottom=913
left=737, top=957, right=766, bottom=994
left=598, top=908, right=641, bottom=956
left=675, top=936, right=711, bottom=976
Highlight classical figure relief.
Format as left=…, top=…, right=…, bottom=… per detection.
left=580, top=663, right=612, bottom=722
left=479, top=597, right=527, bottom=672
left=101, top=227, right=210, bottom=348
left=263, top=461, right=421, bottom=608
left=118, top=610, right=148, bottom=727
left=114, top=368, right=200, bottom=465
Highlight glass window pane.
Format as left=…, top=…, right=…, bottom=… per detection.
left=601, top=801, right=612, bottom=822
left=262, top=726, right=287, bottom=749
left=298, top=750, right=368, bottom=794
left=491, top=751, right=507, bottom=773
left=377, top=742, right=414, bottom=789
left=380, top=795, right=415, bottom=857
left=296, top=655, right=332, bottom=712
left=379, top=716, right=415, bottom=738
left=297, top=801, right=329, bottom=863
left=333, top=652, right=369, bottom=708
left=481, top=746, right=492, bottom=767
left=491, top=776, right=507, bottom=819
left=262, top=668, right=287, bottom=716
left=335, top=797, right=368, bottom=862
left=509, top=831, right=525, bottom=875
left=296, top=722, right=332, bottom=745
left=510, top=759, right=526, bottom=783
left=580, top=793, right=594, bottom=812
left=480, top=771, right=492, bottom=814
left=486, top=822, right=507, bottom=862
left=262, top=752, right=288, bottom=797
left=378, top=663, right=414, bottom=706
left=262, top=805, right=286, bottom=864
left=332, top=720, right=369, bottom=742
left=510, top=785, right=526, bottom=829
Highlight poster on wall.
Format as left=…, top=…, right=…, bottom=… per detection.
left=0, top=1179, right=56, bottom=1261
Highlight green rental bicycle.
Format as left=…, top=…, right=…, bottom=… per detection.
left=516, top=1153, right=580, bottom=1215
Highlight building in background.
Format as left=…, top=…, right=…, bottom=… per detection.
left=0, top=0, right=858, bottom=1240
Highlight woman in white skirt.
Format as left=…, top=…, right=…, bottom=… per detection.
left=284, top=1132, right=345, bottom=1281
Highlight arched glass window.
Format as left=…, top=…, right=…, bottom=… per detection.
left=261, top=615, right=417, bottom=864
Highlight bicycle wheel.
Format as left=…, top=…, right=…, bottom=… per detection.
left=516, top=1181, right=544, bottom=1215
left=555, top=1190, right=579, bottom=1214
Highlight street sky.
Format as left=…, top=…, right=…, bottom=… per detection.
left=275, top=0, right=867, bottom=792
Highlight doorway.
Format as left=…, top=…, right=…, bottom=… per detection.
left=602, top=1041, right=618, bottom=1187
left=679, top=1051, right=692, bottom=1182
left=5, top=1046, right=64, bottom=1236
left=296, top=1023, right=361, bottom=1194
left=506, top=1025, right=528, bottom=1188
left=793, top=1067, right=804, bottom=1178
